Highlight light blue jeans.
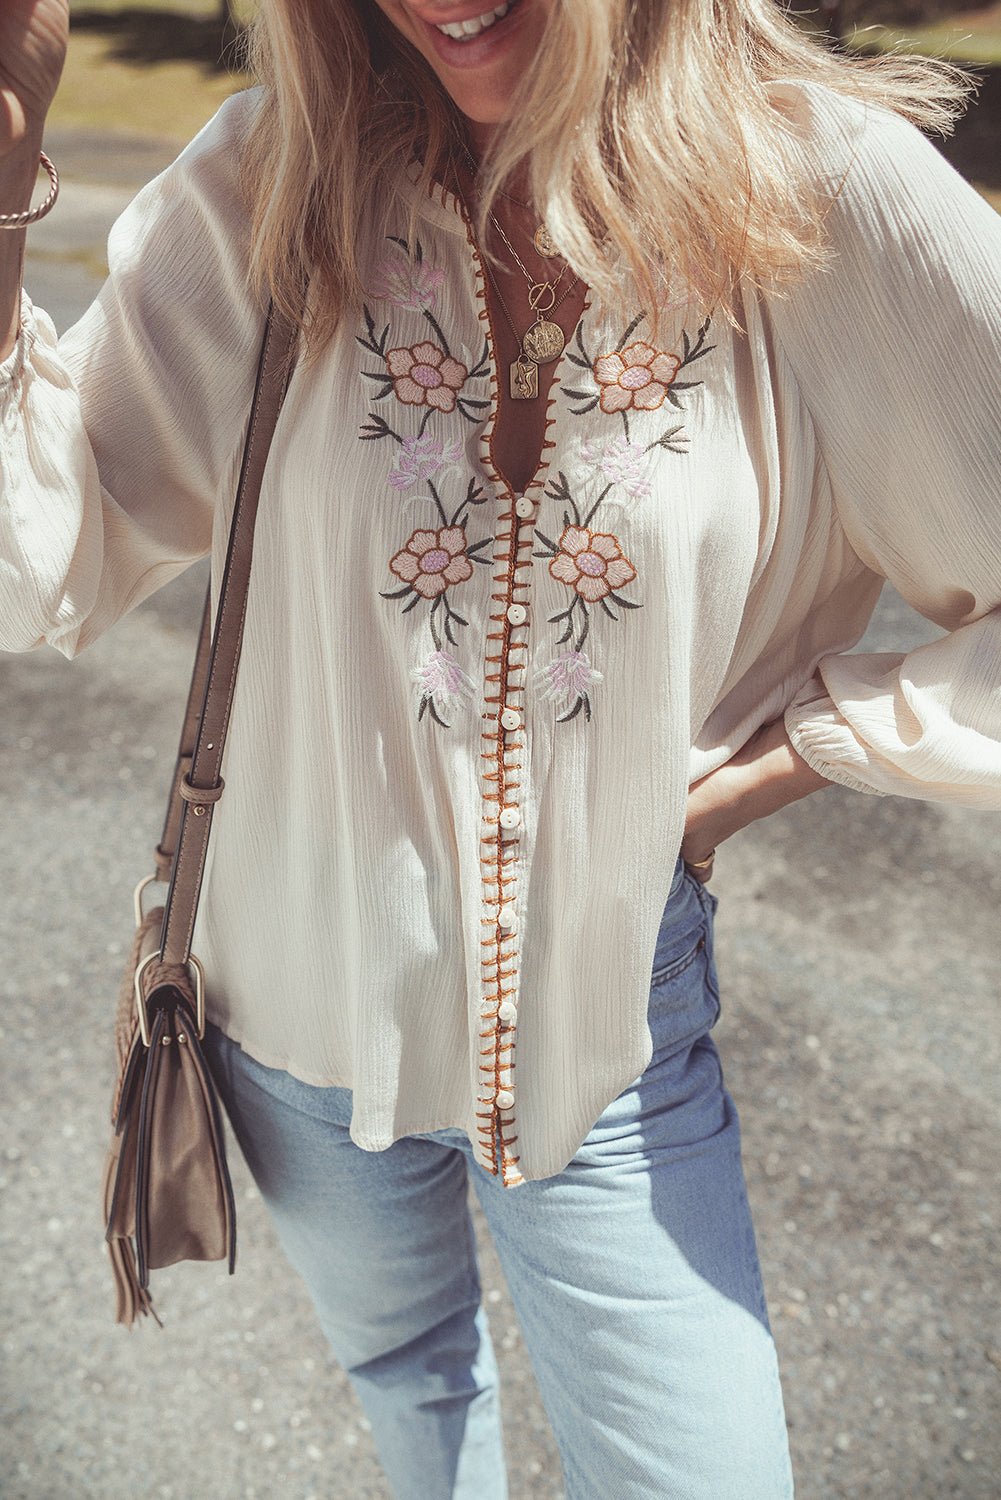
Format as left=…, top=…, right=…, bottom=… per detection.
left=204, top=863, right=793, bottom=1499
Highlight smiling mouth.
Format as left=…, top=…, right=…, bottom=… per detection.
left=434, top=1, right=514, bottom=41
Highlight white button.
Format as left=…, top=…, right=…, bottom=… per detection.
left=500, top=707, right=521, bottom=732
left=499, top=806, right=521, bottom=830
left=498, top=1001, right=518, bottom=1024
left=515, top=496, right=536, bottom=519
left=496, top=1089, right=515, bottom=1109
left=506, top=603, right=527, bottom=626
left=498, top=904, right=516, bottom=929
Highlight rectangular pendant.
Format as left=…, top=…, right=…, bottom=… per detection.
left=510, top=360, right=538, bottom=400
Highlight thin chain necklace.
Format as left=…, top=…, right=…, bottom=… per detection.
left=487, top=210, right=568, bottom=303
left=456, top=143, right=578, bottom=398
left=459, top=140, right=560, bottom=258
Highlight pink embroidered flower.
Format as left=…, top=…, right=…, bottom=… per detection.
left=390, top=526, right=474, bottom=598
left=536, top=651, right=603, bottom=708
left=386, top=342, right=468, bottom=412
left=413, top=649, right=473, bottom=712
left=388, top=434, right=464, bottom=491
left=549, top=525, right=637, bottom=602
left=369, top=253, right=446, bottom=311
left=593, top=341, right=681, bottom=414
left=579, top=437, right=652, bottom=499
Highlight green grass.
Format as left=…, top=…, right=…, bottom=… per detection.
left=52, top=8, right=248, bottom=143
left=834, top=0, right=1001, bottom=64
left=850, top=21, right=1001, bottom=63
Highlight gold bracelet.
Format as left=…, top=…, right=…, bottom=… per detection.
left=0, top=152, right=59, bottom=230
left=685, top=849, right=716, bottom=869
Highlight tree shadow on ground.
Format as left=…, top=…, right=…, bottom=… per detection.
left=71, top=7, right=245, bottom=73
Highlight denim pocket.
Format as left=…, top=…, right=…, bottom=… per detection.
left=648, top=891, right=721, bottom=1062
left=650, top=930, right=708, bottom=989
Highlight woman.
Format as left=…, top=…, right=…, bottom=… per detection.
left=2, top=1, right=999, bottom=1495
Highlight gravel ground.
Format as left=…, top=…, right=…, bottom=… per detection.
left=1, top=128, right=998, bottom=1500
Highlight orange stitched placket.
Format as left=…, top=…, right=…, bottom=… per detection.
left=463, top=204, right=562, bottom=1186
left=476, top=485, right=533, bottom=1186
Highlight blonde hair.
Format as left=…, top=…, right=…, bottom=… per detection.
left=241, top=0, right=969, bottom=351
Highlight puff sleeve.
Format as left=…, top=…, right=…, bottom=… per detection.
left=0, top=90, right=264, bottom=657
left=770, top=84, right=1001, bottom=807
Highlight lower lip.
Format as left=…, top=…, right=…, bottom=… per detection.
left=416, top=1, right=527, bottom=70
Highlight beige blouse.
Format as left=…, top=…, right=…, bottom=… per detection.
left=2, top=82, right=999, bottom=1182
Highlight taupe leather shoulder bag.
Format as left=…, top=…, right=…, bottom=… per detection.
left=102, top=301, right=300, bottom=1325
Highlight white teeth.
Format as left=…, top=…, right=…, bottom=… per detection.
left=436, top=3, right=511, bottom=41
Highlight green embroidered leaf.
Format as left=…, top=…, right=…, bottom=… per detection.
left=615, top=312, right=646, bottom=352
left=557, top=696, right=585, bottom=723
left=362, top=371, right=395, bottom=401
left=360, top=415, right=400, bottom=442
left=467, top=339, right=491, bottom=381
left=357, top=304, right=391, bottom=357
left=422, top=308, right=452, bottom=358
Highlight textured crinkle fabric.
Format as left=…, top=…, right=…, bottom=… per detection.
left=1, top=82, right=999, bottom=1179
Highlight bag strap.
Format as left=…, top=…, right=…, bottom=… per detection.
left=152, top=589, right=213, bottom=885
left=152, top=301, right=300, bottom=969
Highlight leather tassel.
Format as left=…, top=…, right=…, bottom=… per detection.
left=106, top=1233, right=159, bottom=1328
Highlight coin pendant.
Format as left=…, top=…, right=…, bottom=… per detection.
left=510, top=358, right=539, bottom=400
left=522, top=320, right=565, bottom=365
left=534, top=225, right=558, bottom=257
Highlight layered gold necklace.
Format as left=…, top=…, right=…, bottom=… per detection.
left=460, top=145, right=578, bottom=399
left=485, top=211, right=580, bottom=399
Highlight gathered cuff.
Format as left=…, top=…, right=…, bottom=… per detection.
left=0, top=290, right=39, bottom=408
left=784, top=669, right=894, bottom=796
left=784, top=690, right=890, bottom=796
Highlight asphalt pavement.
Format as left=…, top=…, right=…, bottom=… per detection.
left=1, top=126, right=998, bottom=1500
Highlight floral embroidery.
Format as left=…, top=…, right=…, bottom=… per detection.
left=594, top=342, right=681, bottom=414
left=387, top=433, right=465, bottom=492
left=549, top=526, right=636, bottom=602
left=563, top=312, right=714, bottom=444
left=361, top=234, right=494, bottom=728
left=369, top=237, right=446, bottom=311
left=534, top=473, right=641, bottom=723
left=382, top=479, right=492, bottom=728
left=390, top=526, right=474, bottom=598
left=386, top=342, right=468, bottom=413
left=578, top=437, right=653, bottom=500
left=359, top=237, right=490, bottom=437
left=413, top=649, right=474, bottom=720
left=535, top=651, right=603, bottom=723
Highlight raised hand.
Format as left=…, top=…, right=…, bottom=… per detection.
left=0, top=0, right=69, bottom=159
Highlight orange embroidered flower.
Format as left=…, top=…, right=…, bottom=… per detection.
left=390, top=527, right=474, bottom=598
left=386, top=341, right=468, bottom=412
left=593, top=341, right=681, bottom=414
left=549, top=526, right=636, bottom=602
